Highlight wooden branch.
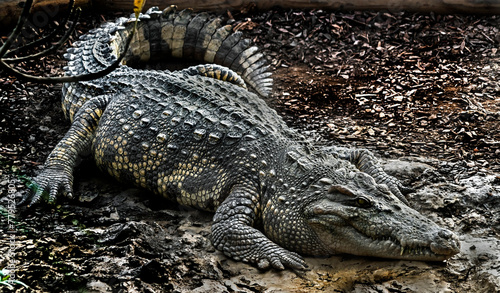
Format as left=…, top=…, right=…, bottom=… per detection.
left=99, top=0, right=500, bottom=15
left=1, top=0, right=499, bottom=27
left=0, top=0, right=90, bottom=27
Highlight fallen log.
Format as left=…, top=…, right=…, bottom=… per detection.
left=1, top=0, right=499, bottom=27
left=0, top=0, right=90, bottom=28
left=108, top=0, right=500, bottom=15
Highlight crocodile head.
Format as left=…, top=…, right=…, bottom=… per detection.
left=301, top=170, right=461, bottom=261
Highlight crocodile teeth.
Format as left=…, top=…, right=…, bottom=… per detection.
left=400, top=247, right=405, bottom=255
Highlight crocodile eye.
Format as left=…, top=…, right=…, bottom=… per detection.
left=356, top=197, right=372, bottom=208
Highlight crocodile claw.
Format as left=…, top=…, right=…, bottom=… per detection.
left=19, top=166, right=74, bottom=206
left=256, top=246, right=308, bottom=271
left=379, top=176, right=413, bottom=205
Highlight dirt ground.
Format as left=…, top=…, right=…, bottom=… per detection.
left=0, top=6, right=499, bottom=293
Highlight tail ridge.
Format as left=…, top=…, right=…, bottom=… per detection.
left=64, top=6, right=272, bottom=97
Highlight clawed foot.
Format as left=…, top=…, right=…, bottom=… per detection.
left=257, top=250, right=308, bottom=271
left=378, top=174, right=414, bottom=205
left=249, top=243, right=308, bottom=271
left=19, top=166, right=74, bottom=206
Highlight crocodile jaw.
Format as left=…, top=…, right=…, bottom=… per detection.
left=306, top=200, right=461, bottom=261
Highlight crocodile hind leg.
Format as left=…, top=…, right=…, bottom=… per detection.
left=212, top=183, right=307, bottom=270
left=20, top=95, right=111, bottom=206
left=322, top=146, right=413, bottom=205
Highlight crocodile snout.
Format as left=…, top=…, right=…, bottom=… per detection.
left=430, top=229, right=461, bottom=257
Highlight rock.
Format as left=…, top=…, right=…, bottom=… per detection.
left=86, top=280, right=112, bottom=293
left=190, top=280, right=228, bottom=293
left=382, top=159, right=434, bottom=179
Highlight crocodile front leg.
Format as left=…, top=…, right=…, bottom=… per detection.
left=21, top=95, right=111, bottom=206
left=212, top=184, right=307, bottom=270
left=322, top=146, right=413, bottom=205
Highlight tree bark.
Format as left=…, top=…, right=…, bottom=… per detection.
left=1, top=0, right=499, bottom=27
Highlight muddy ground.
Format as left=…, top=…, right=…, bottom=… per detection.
left=0, top=7, right=499, bottom=293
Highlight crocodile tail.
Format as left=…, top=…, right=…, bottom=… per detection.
left=63, top=6, right=272, bottom=97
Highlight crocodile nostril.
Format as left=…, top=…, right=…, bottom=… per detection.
left=438, top=229, right=453, bottom=239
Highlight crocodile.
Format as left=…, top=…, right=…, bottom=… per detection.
left=23, top=6, right=460, bottom=270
